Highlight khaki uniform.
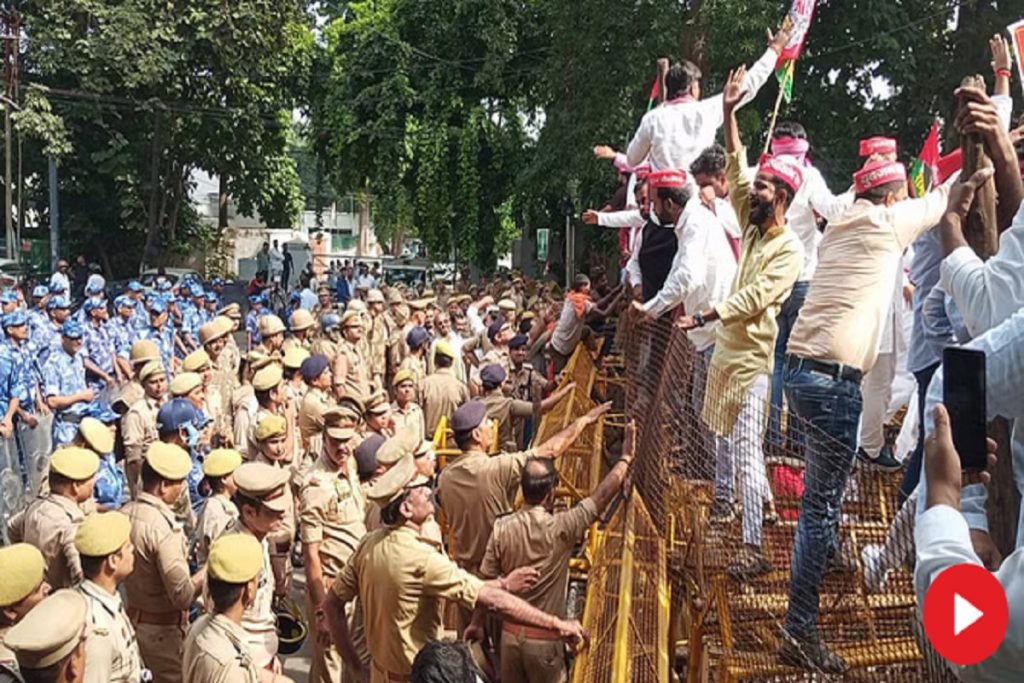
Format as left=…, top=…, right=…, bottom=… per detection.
left=335, top=339, right=370, bottom=400
left=251, top=453, right=297, bottom=601
left=220, top=335, right=242, bottom=377
left=123, top=395, right=164, bottom=494
left=0, top=627, right=14, bottom=672
left=282, top=335, right=311, bottom=354
left=420, top=368, right=470, bottom=442
left=390, top=402, right=425, bottom=443
left=398, top=354, right=427, bottom=394
left=193, top=495, right=239, bottom=566
left=299, top=453, right=369, bottom=682
left=225, top=519, right=279, bottom=669
left=231, top=386, right=258, bottom=460
left=300, top=387, right=335, bottom=456
left=311, top=337, right=338, bottom=362
left=436, top=449, right=530, bottom=574
left=481, top=501, right=599, bottom=683
left=122, top=492, right=196, bottom=683
left=208, top=363, right=239, bottom=448
left=78, top=579, right=144, bottom=683
left=367, top=313, right=389, bottom=384
left=482, top=347, right=513, bottom=377
left=481, top=389, right=534, bottom=453
left=118, top=380, right=145, bottom=413
left=383, top=312, right=403, bottom=382
left=330, top=527, right=484, bottom=682
left=182, top=613, right=260, bottom=683
left=6, top=494, right=85, bottom=589
left=510, top=363, right=546, bottom=404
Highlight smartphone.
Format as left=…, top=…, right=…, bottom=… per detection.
left=942, top=347, right=987, bottom=470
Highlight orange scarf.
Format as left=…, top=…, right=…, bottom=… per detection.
left=566, top=291, right=590, bottom=319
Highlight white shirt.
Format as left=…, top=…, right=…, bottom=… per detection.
left=915, top=504, right=1024, bottom=682
left=466, top=305, right=487, bottom=336
left=300, top=288, right=317, bottom=310
left=596, top=208, right=646, bottom=255
left=550, top=298, right=595, bottom=356
left=269, top=247, right=284, bottom=274
left=625, top=47, right=777, bottom=175
left=356, top=274, right=377, bottom=289
left=50, top=271, right=70, bottom=294
left=642, top=201, right=737, bottom=351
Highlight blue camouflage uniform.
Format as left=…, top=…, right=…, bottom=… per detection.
left=33, top=298, right=69, bottom=369
left=88, top=403, right=128, bottom=510
left=3, top=327, right=38, bottom=415
left=43, top=320, right=91, bottom=447
left=82, top=308, right=117, bottom=391
left=109, top=298, right=137, bottom=359
left=0, top=343, right=22, bottom=425
left=245, top=295, right=267, bottom=345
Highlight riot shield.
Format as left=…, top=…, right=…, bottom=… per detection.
left=18, top=416, right=53, bottom=498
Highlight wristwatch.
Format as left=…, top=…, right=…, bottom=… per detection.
left=693, top=312, right=706, bottom=328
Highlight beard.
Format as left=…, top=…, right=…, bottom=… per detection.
left=749, top=197, right=773, bottom=226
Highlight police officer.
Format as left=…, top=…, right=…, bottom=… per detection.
left=244, top=295, right=266, bottom=350
left=299, top=409, right=366, bottom=682
left=255, top=315, right=286, bottom=358
left=137, top=297, right=176, bottom=375
left=122, top=442, right=205, bottom=683
left=362, top=390, right=393, bottom=439
left=33, top=295, right=69, bottom=368
left=74, top=511, right=144, bottom=683
left=42, top=320, right=95, bottom=447
left=251, top=414, right=297, bottom=606
left=215, top=304, right=243, bottom=376
left=194, top=448, right=242, bottom=567
left=419, top=340, right=470, bottom=444
left=481, top=429, right=634, bottom=683
left=200, top=318, right=237, bottom=446
left=109, top=296, right=139, bottom=379
left=299, top=355, right=334, bottom=458
left=82, top=298, right=118, bottom=390
left=479, top=364, right=574, bottom=452
left=334, top=310, right=370, bottom=401
left=76, top=414, right=125, bottom=512
left=2, top=589, right=89, bottom=683
left=283, top=309, right=315, bottom=353
left=226, top=462, right=291, bottom=673
left=323, top=451, right=586, bottom=682
left=183, top=534, right=296, bottom=683
left=365, top=289, right=389, bottom=387
left=390, top=369, right=425, bottom=443
left=7, top=447, right=99, bottom=589
left=122, top=360, right=168, bottom=497
left=436, top=399, right=606, bottom=578
left=26, top=285, right=49, bottom=340
left=0, top=544, right=50, bottom=675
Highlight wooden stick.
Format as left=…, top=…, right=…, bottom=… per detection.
left=656, top=58, right=669, bottom=105
left=762, top=85, right=786, bottom=156
left=958, top=74, right=998, bottom=258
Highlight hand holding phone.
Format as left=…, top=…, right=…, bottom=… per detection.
left=942, top=347, right=987, bottom=471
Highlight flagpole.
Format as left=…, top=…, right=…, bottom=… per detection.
left=762, top=85, right=786, bottom=156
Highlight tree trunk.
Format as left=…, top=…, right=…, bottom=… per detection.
left=219, top=172, right=229, bottom=231
left=142, top=109, right=166, bottom=271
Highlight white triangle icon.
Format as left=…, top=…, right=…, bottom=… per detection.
left=954, top=593, right=984, bottom=636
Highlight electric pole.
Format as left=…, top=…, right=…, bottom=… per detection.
left=2, top=10, right=19, bottom=261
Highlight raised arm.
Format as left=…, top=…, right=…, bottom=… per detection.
left=533, top=402, right=611, bottom=458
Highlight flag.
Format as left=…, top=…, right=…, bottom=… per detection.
left=909, top=121, right=940, bottom=198
left=1009, top=19, right=1024, bottom=98
left=646, top=78, right=660, bottom=112
left=775, top=0, right=817, bottom=102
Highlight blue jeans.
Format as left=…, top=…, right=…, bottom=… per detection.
left=768, top=281, right=810, bottom=447
left=782, top=362, right=863, bottom=639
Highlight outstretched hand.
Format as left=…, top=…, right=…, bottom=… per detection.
left=722, top=66, right=748, bottom=114
left=593, top=145, right=617, bottom=160
left=767, top=17, right=793, bottom=54
left=990, top=34, right=1012, bottom=73
left=945, top=167, right=995, bottom=220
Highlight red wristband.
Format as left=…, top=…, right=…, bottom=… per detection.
left=996, top=68, right=1012, bottom=79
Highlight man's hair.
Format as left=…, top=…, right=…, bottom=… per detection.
left=80, top=554, right=108, bottom=580
left=453, top=429, right=475, bottom=451
left=589, top=265, right=607, bottom=281
left=140, top=460, right=163, bottom=489
left=255, top=388, right=274, bottom=407
left=232, top=491, right=262, bottom=517
left=571, top=273, right=590, bottom=292
left=19, top=660, right=65, bottom=683
left=208, top=577, right=246, bottom=613
left=665, top=60, right=702, bottom=99
left=206, top=474, right=228, bottom=495
left=521, top=457, right=558, bottom=505
left=410, top=640, right=483, bottom=683
left=379, top=491, right=410, bottom=526
left=47, top=471, right=74, bottom=491
left=773, top=120, right=808, bottom=140
left=690, top=144, right=727, bottom=177
left=854, top=179, right=906, bottom=204
left=769, top=178, right=796, bottom=209
left=435, top=353, right=453, bottom=369
left=656, top=185, right=692, bottom=208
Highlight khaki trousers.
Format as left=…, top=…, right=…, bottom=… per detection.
left=499, top=631, right=567, bottom=683
left=134, top=622, right=185, bottom=683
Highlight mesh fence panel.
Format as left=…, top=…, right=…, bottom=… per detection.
left=564, top=313, right=957, bottom=682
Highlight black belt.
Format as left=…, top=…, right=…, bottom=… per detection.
left=56, top=413, right=84, bottom=425
left=786, top=354, right=863, bottom=384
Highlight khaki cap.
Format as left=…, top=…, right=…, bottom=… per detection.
left=182, top=349, right=211, bottom=372
left=408, top=298, right=433, bottom=311
left=3, top=589, right=87, bottom=669
left=255, top=414, right=287, bottom=441
left=50, top=447, right=100, bottom=480
left=252, top=364, right=283, bottom=391
left=144, top=442, right=191, bottom=480
left=289, top=308, right=315, bottom=332
left=78, top=418, right=114, bottom=455
left=199, top=319, right=230, bottom=345
left=366, top=289, right=385, bottom=304
left=335, top=397, right=364, bottom=425
left=448, top=294, right=470, bottom=305
left=170, top=372, right=203, bottom=397
left=208, top=534, right=263, bottom=583
left=347, top=299, right=368, bottom=313
left=233, top=463, right=290, bottom=512
left=434, top=339, right=455, bottom=359
left=129, top=339, right=161, bottom=365
left=364, top=390, right=390, bottom=415
left=365, top=453, right=429, bottom=508
left=258, top=315, right=286, bottom=337
left=217, top=302, right=242, bottom=319
left=322, top=408, right=356, bottom=441
left=283, top=346, right=310, bottom=370
left=392, top=368, right=416, bottom=387
left=339, top=309, right=363, bottom=328
left=375, top=431, right=418, bottom=468
left=247, top=350, right=277, bottom=372
left=386, top=289, right=404, bottom=305
left=74, top=511, right=130, bottom=557
left=138, top=360, right=166, bottom=382
left=203, top=448, right=242, bottom=477
left=0, top=544, right=45, bottom=607
left=498, top=298, right=516, bottom=311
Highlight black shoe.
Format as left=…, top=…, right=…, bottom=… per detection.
left=856, top=445, right=902, bottom=473
left=727, top=546, right=772, bottom=580
left=778, top=630, right=849, bottom=673
left=709, top=500, right=736, bottom=524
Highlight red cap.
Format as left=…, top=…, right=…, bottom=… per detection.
left=634, top=164, right=652, bottom=180
left=859, top=136, right=898, bottom=158
left=853, top=160, right=907, bottom=194
left=648, top=169, right=687, bottom=189
left=758, top=155, right=804, bottom=193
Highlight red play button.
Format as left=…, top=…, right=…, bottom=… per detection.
left=923, top=563, right=1008, bottom=666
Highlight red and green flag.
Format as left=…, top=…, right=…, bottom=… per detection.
left=646, top=78, right=660, bottom=112
left=775, top=0, right=817, bottom=102
left=909, top=121, right=940, bottom=198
